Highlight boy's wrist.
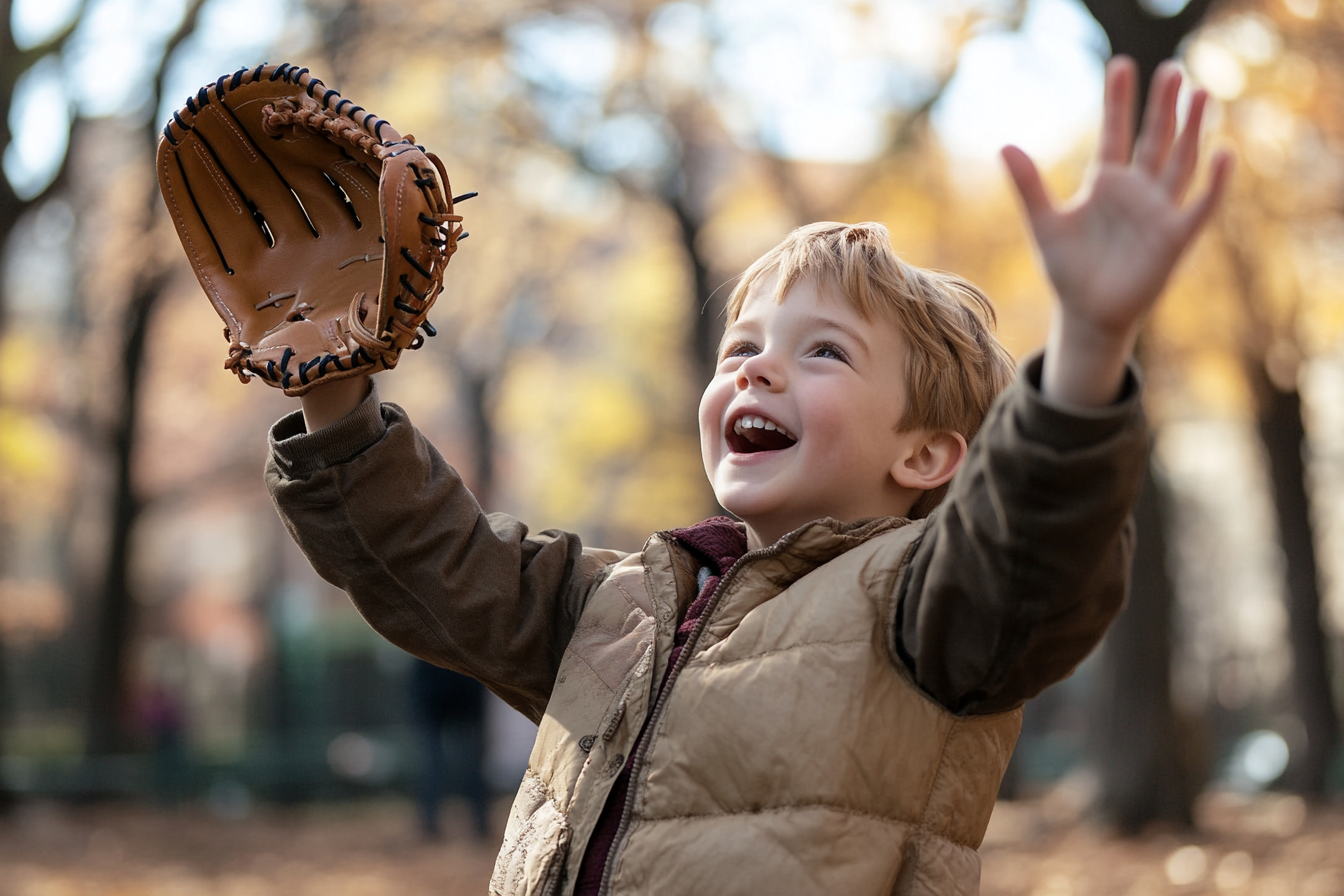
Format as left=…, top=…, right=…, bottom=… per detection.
left=300, top=374, right=373, bottom=433
left=1041, top=311, right=1138, bottom=409
left=1016, top=352, right=1142, bottom=455
left=271, top=377, right=386, bottom=480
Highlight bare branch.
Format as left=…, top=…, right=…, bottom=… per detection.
left=148, top=0, right=210, bottom=148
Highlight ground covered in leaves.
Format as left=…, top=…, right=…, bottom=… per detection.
left=1, top=789, right=1341, bottom=895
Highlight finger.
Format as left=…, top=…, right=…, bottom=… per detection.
left=289, top=150, right=381, bottom=236
left=1001, top=144, right=1056, bottom=226
left=167, top=117, right=279, bottom=275
left=1161, top=88, right=1210, bottom=203
left=1177, top=148, right=1234, bottom=245
left=1133, top=61, right=1182, bottom=175
left=1099, top=55, right=1138, bottom=165
left=193, top=99, right=321, bottom=248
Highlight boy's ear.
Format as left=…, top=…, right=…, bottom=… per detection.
left=890, top=430, right=968, bottom=492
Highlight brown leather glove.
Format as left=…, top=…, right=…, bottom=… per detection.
left=157, top=63, right=466, bottom=396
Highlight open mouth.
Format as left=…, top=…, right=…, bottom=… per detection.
left=727, top=413, right=798, bottom=454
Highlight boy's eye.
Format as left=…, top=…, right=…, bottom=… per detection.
left=812, top=342, right=849, bottom=363
left=722, top=341, right=759, bottom=361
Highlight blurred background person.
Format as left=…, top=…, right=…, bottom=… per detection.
left=409, top=657, right=490, bottom=841
left=135, top=675, right=187, bottom=807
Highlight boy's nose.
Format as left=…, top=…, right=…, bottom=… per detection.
left=736, top=353, right=784, bottom=391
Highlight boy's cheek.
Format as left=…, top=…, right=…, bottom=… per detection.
left=697, top=387, right=723, bottom=454
left=696, top=416, right=717, bottom=479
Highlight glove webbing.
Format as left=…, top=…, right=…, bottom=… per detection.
left=161, top=62, right=396, bottom=149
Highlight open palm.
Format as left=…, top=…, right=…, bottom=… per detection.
left=1004, top=57, right=1231, bottom=339
left=1003, top=56, right=1232, bottom=406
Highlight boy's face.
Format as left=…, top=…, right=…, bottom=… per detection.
left=699, top=274, right=927, bottom=550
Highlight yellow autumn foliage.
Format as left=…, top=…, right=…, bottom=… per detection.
left=0, top=407, right=68, bottom=517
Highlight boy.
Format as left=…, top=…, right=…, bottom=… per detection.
left=266, top=57, right=1229, bottom=895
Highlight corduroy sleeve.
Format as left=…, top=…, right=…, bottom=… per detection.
left=265, top=381, right=624, bottom=724
left=896, top=351, right=1148, bottom=715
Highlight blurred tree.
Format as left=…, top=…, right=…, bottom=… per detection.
left=1084, top=0, right=1342, bottom=820
left=1078, top=0, right=1221, bottom=833
left=82, top=0, right=207, bottom=756
left=299, top=0, right=717, bottom=543
left=1082, top=0, right=1218, bottom=88
left=503, top=2, right=1018, bottom=380
left=1255, top=345, right=1339, bottom=795
left=489, top=0, right=732, bottom=382
left=1207, top=0, right=1344, bottom=792
left=0, top=0, right=84, bottom=808
left=0, top=0, right=81, bottom=305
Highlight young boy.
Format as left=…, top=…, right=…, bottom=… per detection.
left=266, top=57, right=1229, bottom=895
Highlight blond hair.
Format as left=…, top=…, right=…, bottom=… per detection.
left=726, top=222, right=1015, bottom=518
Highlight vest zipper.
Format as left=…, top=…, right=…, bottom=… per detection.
left=595, top=534, right=798, bottom=896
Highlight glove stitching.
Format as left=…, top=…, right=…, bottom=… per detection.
left=331, top=162, right=372, bottom=200
left=191, top=142, right=242, bottom=216
left=214, top=109, right=258, bottom=163
left=160, top=156, right=236, bottom=334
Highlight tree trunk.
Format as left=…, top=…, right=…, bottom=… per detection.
left=0, top=0, right=81, bottom=808
left=1218, top=210, right=1340, bottom=795
left=667, top=193, right=718, bottom=385
left=1257, top=380, right=1338, bottom=794
left=85, top=267, right=170, bottom=755
left=1080, top=0, right=1219, bottom=95
left=457, top=363, right=498, bottom=509
left=1091, top=462, right=1195, bottom=831
left=81, top=0, right=206, bottom=760
left=1, top=0, right=28, bottom=333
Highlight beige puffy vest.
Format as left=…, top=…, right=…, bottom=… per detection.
left=489, top=518, right=1023, bottom=896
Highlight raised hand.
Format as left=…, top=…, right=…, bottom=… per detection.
left=1002, top=55, right=1233, bottom=407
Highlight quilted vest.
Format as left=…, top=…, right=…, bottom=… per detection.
left=489, top=517, right=1023, bottom=896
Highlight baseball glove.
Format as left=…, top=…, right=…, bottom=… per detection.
left=156, top=62, right=468, bottom=396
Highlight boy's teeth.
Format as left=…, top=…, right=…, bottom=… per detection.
left=733, top=416, right=792, bottom=439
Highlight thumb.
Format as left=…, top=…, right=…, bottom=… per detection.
left=1001, top=144, right=1054, bottom=227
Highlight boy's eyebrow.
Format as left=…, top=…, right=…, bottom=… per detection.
left=799, top=314, right=871, bottom=355
left=717, top=318, right=762, bottom=353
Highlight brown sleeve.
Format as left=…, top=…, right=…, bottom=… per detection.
left=896, top=351, right=1148, bottom=715
left=265, top=381, right=620, bottom=724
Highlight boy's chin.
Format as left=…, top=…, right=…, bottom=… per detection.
left=712, top=497, right=794, bottom=537
left=711, top=488, right=764, bottom=519
left=712, top=497, right=759, bottom=529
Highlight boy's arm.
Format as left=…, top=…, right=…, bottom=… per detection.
left=268, top=377, right=621, bottom=723
left=896, top=57, right=1230, bottom=714
left=895, top=352, right=1145, bottom=714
